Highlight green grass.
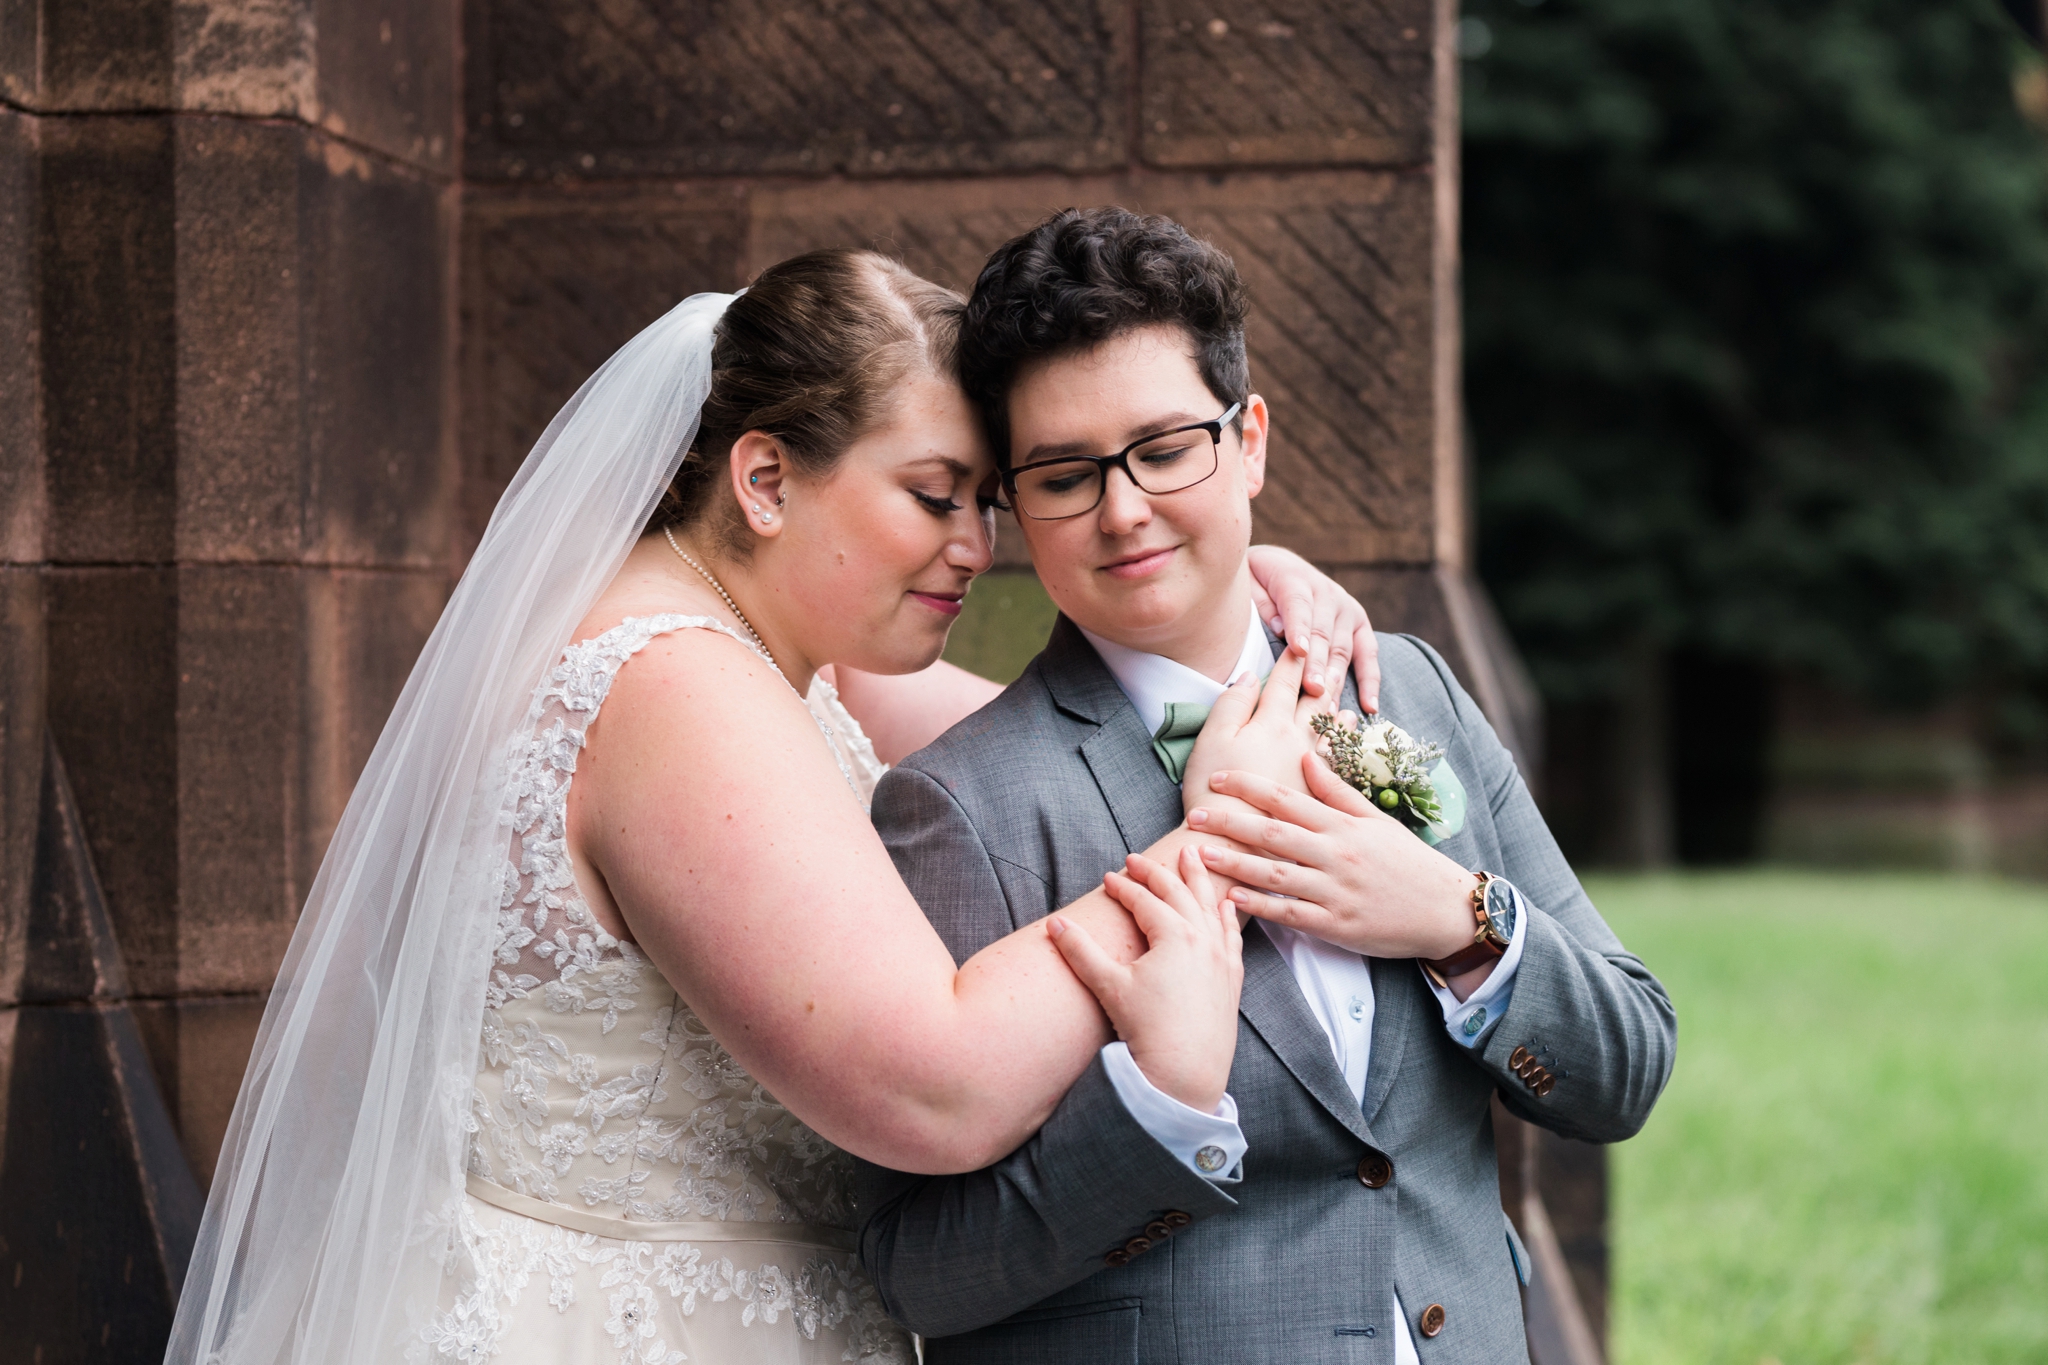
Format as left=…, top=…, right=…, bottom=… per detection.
left=1592, top=871, right=2048, bottom=1365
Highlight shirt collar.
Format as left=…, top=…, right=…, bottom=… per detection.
left=1079, top=604, right=1276, bottom=737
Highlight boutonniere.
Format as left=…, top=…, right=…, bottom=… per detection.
left=1311, top=712, right=1468, bottom=846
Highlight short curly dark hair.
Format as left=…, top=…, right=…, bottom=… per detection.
left=960, top=208, right=1250, bottom=465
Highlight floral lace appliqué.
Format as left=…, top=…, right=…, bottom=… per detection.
left=427, top=615, right=905, bottom=1364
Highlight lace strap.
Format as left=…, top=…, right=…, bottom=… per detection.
left=542, top=614, right=860, bottom=798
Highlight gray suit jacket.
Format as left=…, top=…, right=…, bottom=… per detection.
left=856, top=618, right=1675, bottom=1364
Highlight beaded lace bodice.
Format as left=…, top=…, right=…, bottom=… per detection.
left=466, top=614, right=886, bottom=1226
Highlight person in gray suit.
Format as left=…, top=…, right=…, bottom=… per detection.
left=855, top=209, right=1677, bottom=1363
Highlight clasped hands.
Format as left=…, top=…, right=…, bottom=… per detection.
left=1044, top=654, right=1491, bottom=1115
left=1182, top=654, right=1484, bottom=982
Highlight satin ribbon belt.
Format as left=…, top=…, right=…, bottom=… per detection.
left=466, top=1174, right=856, bottom=1252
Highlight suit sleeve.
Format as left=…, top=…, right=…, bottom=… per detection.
left=854, top=764, right=1239, bottom=1338
left=1401, top=636, right=1678, bottom=1142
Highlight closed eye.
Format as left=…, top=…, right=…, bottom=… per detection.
left=911, top=490, right=963, bottom=515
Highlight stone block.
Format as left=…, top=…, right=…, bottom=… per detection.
left=0, top=106, right=40, bottom=565
left=298, top=566, right=447, bottom=894
left=171, top=118, right=305, bottom=563
left=751, top=170, right=1435, bottom=564
left=129, top=994, right=265, bottom=1187
left=463, top=0, right=1127, bottom=181
left=310, top=0, right=458, bottom=171
left=42, top=567, right=180, bottom=997
left=0, top=0, right=176, bottom=110
left=168, top=119, right=455, bottom=567
left=460, top=189, right=745, bottom=543
left=1139, top=0, right=1433, bottom=168
left=2, top=0, right=455, bottom=174
left=289, top=129, right=456, bottom=568
left=38, top=116, right=179, bottom=565
left=173, top=566, right=306, bottom=997
left=0, top=568, right=44, bottom=1009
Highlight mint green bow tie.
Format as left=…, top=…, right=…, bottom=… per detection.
left=1152, top=702, right=1211, bottom=785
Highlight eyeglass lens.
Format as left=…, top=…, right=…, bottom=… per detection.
left=1010, top=427, right=1220, bottom=520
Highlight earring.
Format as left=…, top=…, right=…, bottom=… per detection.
left=775, top=493, right=786, bottom=507
left=749, top=474, right=758, bottom=485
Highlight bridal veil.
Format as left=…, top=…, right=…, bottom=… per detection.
left=167, top=292, right=737, bottom=1363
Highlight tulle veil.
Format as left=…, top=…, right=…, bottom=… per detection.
left=166, top=292, right=738, bottom=1362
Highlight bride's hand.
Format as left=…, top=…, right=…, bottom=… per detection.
left=1179, top=649, right=1320, bottom=818
left=1045, top=846, right=1243, bottom=1112
left=1247, top=544, right=1381, bottom=711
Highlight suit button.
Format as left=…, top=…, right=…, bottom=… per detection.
left=1161, top=1210, right=1192, bottom=1229
left=1356, top=1154, right=1393, bottom=1188
left=1124, top=1236, right=1153, bottom=1257
left=1509, top=1046, right=1531, bottom=1070
left=1103, top=1248, right=1132, bottom=1268
left=1419, top=1303, right=1447, bottom=1338
left=1144, top=1220, right=1173, bottom=1241
left=1534, top=1073, right=1557, bottom=1097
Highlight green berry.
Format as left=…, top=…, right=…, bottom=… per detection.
left=1378, top=788, right=1401, bottom=810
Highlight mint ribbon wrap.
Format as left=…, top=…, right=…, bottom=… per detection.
left=1414, top=758, right=1468, bottom=845
left=1151, top=701, right=1210, bottom=785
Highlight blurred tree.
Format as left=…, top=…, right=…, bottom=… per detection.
left=1461, top=0, right=2048, bottom=862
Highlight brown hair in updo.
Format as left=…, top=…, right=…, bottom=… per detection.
left=655, top=249, right=965, bottom=555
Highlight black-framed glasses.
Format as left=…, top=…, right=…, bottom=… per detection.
left=1001, top=402, right=1242, bottom=521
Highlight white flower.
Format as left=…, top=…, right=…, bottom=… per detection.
left=1357, top=722, right=1403, bottom=787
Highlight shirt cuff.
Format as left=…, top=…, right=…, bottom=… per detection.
left=1423, top=881, right=1529, bottom=1049
left=1099, top=1042, right=1246, bottom=1181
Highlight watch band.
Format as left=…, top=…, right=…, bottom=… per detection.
left=1422, top=873, right=1508, bottom=986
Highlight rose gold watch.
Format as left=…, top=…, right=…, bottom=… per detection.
left=1422, top=871, right=1516, bottom=988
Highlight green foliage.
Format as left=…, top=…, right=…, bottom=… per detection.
left=1596, top=870, right=2048, bottom=1364
left=940, top=571, right=1060, bottom=684
left=1463, top=0, right=2048, bottom=711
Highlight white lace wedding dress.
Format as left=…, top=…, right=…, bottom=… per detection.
left=423, top=615, right=911, bottom=1365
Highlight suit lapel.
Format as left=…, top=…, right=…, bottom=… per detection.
left=1239, top=927, right=1375, bottom=1146
left=1040, top=617, right=1186, bottom=854
left=1041, top=615, right=1386, bottom=1145
left=1360, top=957, right=1413, bottom=1128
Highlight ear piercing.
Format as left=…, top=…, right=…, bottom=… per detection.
left=753, top=503, right=774, bottom=523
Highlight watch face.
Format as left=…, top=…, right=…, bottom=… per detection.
left=1483, top=877, right=1518, bottom=943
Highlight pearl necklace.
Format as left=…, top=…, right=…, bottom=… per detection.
left=661, top=526, right=792, bottom=688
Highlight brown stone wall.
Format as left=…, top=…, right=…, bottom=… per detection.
left=0, top=0, right=460, bottom=1205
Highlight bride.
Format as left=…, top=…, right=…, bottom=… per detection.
left=167, top=249, right=1375, bottom=1364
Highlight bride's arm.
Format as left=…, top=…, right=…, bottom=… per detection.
left=577, top=631, right=1297, bottom=1177
left=827, top=548, right=1381, bottom=765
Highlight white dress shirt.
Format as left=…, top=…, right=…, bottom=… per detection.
left=1080, top=605, right=1527, bottom=1363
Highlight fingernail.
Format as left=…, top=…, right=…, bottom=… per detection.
left=1368, top=694, right=1379, bottom=711
left=1270, top=616, right=1284, bottom=633
left=1308, top=672, right=1323, bottom=688
left=1209, top=771, right=1229, bottom=786
left=1229, top=888, right=1250, bottom=905
left=1188, top=808, right=1208, bottom=826
left=1200, top=845, right=1222, bottom=862
left=1047, top=916, right=1066, bottom=937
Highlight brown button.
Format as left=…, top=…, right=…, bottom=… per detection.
left=1534, top=1073, right=1556, bottom=1097
left=1161, top=1210, right=1192, bottom=1229
left=1144, top=1220, right=1173, bottom=1241
left=1124, top=1236, right=1153, bottom=1257
left=1356, top=1153, right=1393, bottom=1188
left=1509, top=1046, right=1531, bottom=1070
left=1103, top=1248, right=1132, bottom=1268
left=1419, top=1303, right=1447, bottom=1337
